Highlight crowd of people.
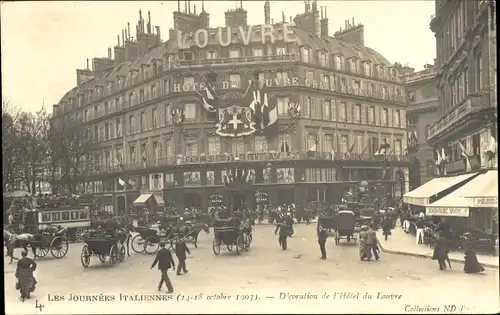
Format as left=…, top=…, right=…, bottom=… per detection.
left=5, top=192, right=488, bottom=300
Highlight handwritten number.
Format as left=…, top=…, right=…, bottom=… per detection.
left=35, top=300, right=44, bottom=312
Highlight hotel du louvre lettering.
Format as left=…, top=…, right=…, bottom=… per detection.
left=176, top=23, right=297, bottom=49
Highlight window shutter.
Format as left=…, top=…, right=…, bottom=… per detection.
left=388, top=108, right=393, bottom=127
left=375, top=107, right=380, bottom=126
left=361, top=104, right=366, bottom=124
left=346, top=103, right=352, bottom=123
left=331, top=100, right=337, bottom=121
left=400, top=110, right=406, bottom=128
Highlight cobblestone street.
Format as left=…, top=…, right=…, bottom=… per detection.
left=5, top=224, right=499, bottom=314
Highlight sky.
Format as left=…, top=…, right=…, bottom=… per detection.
left=1, top=0, right=436, bottom=113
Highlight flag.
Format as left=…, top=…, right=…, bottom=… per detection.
left=348, top=138, right=356, bottom=154
left=361, top=145, right=368, bottom=156
left=458, top=141, right=469, bottom=158
left=249, top=77, right=277, bottom=134
left=198, top=73, right=222, bottom=112
left=434, top=149, right=442, bottom=165
left=128, top=177, right=136, bottom=187
left=118, top=178, right=125, bottom=187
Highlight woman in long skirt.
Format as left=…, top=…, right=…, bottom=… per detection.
left=464, top=249, right=485, bottom=274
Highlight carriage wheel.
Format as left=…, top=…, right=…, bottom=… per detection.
left=212, top=237, right=221, bottom=256
left=98, top=254, right=106, bottom=263
left=34, top=246, right=50, bottom=258
left=75, top=228, right=88, bottom=243
left=50, top=236, right=69, bottom=259
left=80, top=245, right=90, bottom=268
left=131, top=235, right=146, bottom=254
left=119, top=245, right=126, bottom=262
left=236, top=235, right=243, bottom=255
left=243, top=235, right=249, bottom=251
left=334, top=231, right=340, bottom=245
left=144, top=236, right=160, bottom=255
left=109, top=245, right=118, bottom=265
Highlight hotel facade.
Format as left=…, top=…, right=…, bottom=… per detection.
left=52, top=1, right=410, bottom=214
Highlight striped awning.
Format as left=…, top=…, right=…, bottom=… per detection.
left=133, top=194, right=152, bottom=206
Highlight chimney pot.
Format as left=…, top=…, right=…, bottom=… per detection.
left=352, top=17, right=355, bottom=26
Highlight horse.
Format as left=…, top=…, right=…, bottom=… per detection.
left=4, top=230, right=36, bottom=262
left=182, top=222, right=210, bottom=248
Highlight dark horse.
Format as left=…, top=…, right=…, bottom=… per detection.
left=176, top=223, right=210, bottom=248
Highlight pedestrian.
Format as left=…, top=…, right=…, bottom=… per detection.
left=175, top=238, right=190, bottom=276
left=358, top=225, right=371, bottom=261
left=382, top=216, right=392, bottom=241
left=432, top=233, right=450, bottom=271
left=275, top=221, right=289, bottom=250
left=317, top=224, right=328, bottom=259
left=15, top=250, right=37, bottom=300
left=150, top=242, right=175, bottom=293
left=415, top=215, right=425, bottom=245
left=366, top=224, right=380, bottom=261
left=464, top=248, right=485, bottom=274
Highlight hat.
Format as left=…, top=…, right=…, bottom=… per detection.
left=361, top=225, right=369, bottom=231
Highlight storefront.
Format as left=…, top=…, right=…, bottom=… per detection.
left=425, top=170, right=498, bottom=233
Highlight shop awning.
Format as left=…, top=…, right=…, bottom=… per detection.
left=461, top=170, right=498, bottom=207
left=133, top=194, right=153, bottom=206
left=425, top=170, right=498, bottom=216
left=153, top=194, right=165, bottom=206
left=403, top=172, right=478, bottom=206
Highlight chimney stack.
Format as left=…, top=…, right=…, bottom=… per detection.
left=147, top=11, right=152, bottom=34
left=127, top=22, right=131, bottom=40
left=264, top=0, right=270, bottom=25
left=334, top=17, right=365, bottom=45
left=194, top=4, right=196, bottom=14
left=320, top=6, right=329, bottom=38
left=86, top=58, right=89, bottom=69
left=155, top=26, right=161, bottom=40
left=108, top=48, right=112, bottom=59
left=178, top=0, right=180, bottom=11
left=184, top=0, right=187, bottom=13
left=282, top=11, right=285, bottom=22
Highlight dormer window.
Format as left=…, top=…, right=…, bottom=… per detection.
left=78, top=95, right=83, bottom=107
left=348, top=58, right=357, bottom=73
left=301, top=47, right=310, bottom=63
left=363, top=62, right=372, bottom=76
left=391, top=68, right=398, bottom=79
left=229, top=49, right=240, bottom=58
left=318, top=51, right=328, bottom=67
left=117, top=77, right=122, bottom=89
left=183, top=52, right=194, bottom=61
left=335, top=55, right=344, bottom=70
left=207, top=50, right=218, bottom=59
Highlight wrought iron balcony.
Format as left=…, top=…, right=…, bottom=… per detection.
left=178, top=54, right=296, bottom=68
left=59, top=151, right=409, bottom=178
left=427, top=87, right=497, bottom=141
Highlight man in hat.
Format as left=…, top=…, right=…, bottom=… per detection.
left=317, top=224, right=328, bottom=259
left=151, top=242, right=175, bottom=293
left=174, top=237, right=191, bottom=276
left=366, top=224, right=379, bottom=261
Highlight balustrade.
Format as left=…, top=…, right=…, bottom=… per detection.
left=427, top=89, right=496, bottom=140
left=72, top=151, right=408, bottom=176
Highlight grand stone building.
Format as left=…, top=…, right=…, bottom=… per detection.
left=52, top=1, right=409, bottom=214
left=405, top=0, right=497, bottom=234
left=401, top=64, right=440, bottom=190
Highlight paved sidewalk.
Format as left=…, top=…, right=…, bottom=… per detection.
left=376, top=226, right=499, bottom=269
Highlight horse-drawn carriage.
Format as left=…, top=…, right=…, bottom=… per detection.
left=131, top=226, right=174, bottom=254
left=212, top=218, right=252, bottom=256
left=5, top=226, right=70, bottom=259
left=80, top=232, right=127, bottom=267
left=332, top=210, right=358, bottom=245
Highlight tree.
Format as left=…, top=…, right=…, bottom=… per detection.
left=16, top=108, right=51, bottom=194
left=2, top=99, right=22, bottom=193
left=50, top=115, right=96, bottom=194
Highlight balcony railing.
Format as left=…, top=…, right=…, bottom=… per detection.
left=178, top=54, right=296, bottom=68
left=53, top=151, right=409, bottom=179
left=427, top=88, right=497, bottom=140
